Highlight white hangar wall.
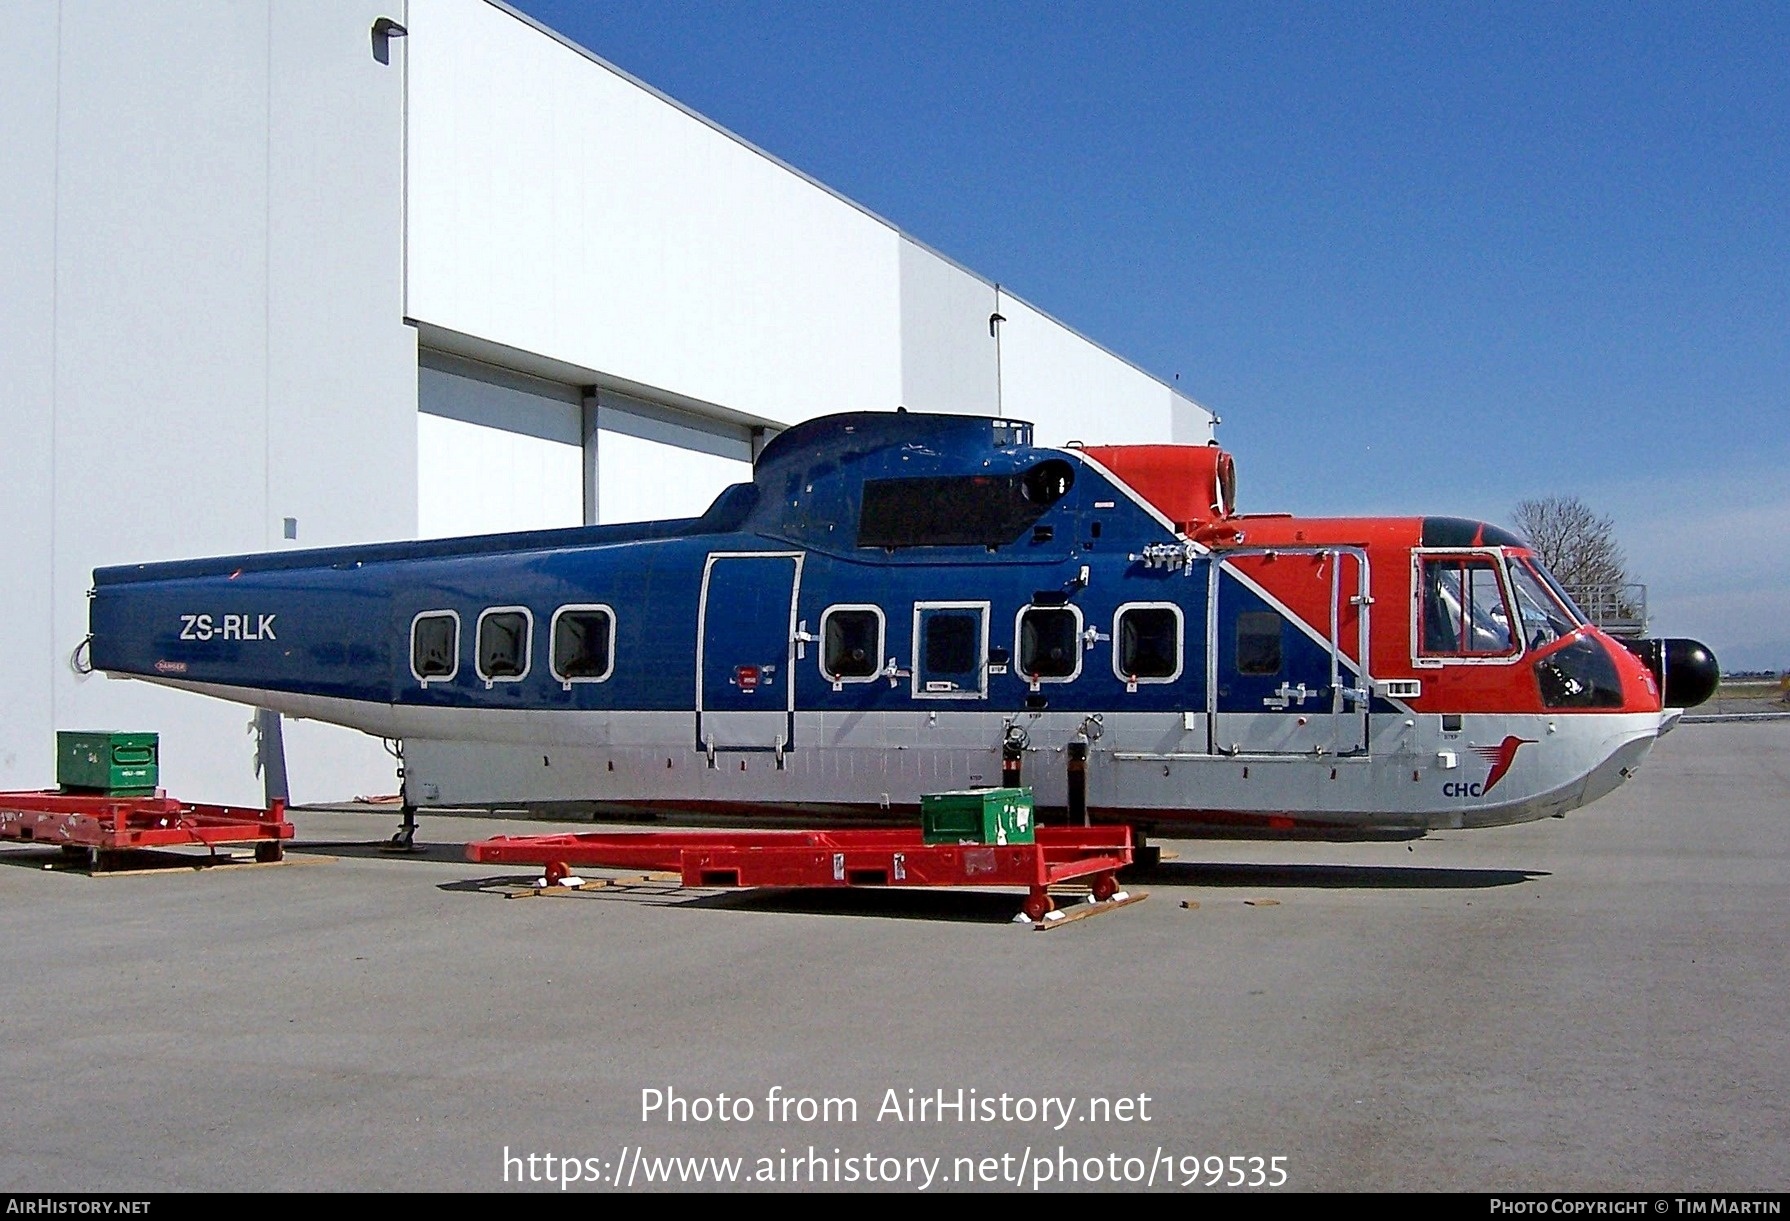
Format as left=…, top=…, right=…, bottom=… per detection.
left=405, top=0, right=904, bottom=426
left=0, top=2, right=417, bottom=804
left=996, top=295, right=1207, bottom=447
left=0, top=3, right=57, bottom=801
left=413, top=352, right=760, bottom=535
left=897, top=237, right=1002, bottom=418
left=405, top=0, right=1212, bottom=532
left=0, top=0, right=1212, bottom=808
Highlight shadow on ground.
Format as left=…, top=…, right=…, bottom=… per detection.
left=286, top=839, right=463, bottom=863
left=436, top=872, right=1043, bottom=924
left=1125, top=859, right=1544, bottom=890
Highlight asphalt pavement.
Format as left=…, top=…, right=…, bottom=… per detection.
left=2, top=721, right=1784, bottom=1193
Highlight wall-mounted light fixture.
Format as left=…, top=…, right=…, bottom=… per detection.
left=372, top=17, right=407, bottom=65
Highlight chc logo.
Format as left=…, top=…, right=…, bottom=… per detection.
left=1444, top=736, right=1536, bottom=798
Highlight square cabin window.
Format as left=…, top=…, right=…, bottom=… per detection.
left=477, top=609, right=531, bottom=681
left=1018, top=606, right=1081, bottom=680
left=1236, top=611, right=1283, bottom=675
left=1117, top=606, right=1180, bottom=680
left=552, top=608, right=613, bottom=682
left=924, top=613, right=979, bottom=677
left=411, top=613, right=458, bottom=682
left=822, top=608, right=882, bottom=681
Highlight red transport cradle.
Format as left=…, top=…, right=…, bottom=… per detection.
left=465, top=824, right=1138, bottom=924
left=0, top=790, right=293, bottom=871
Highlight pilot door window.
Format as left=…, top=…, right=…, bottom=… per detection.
left=410, top=612, right=459, bottom=686
left=1419, top=557, right=1517, bottom=659
left=476, top=608, right=533, bottom=685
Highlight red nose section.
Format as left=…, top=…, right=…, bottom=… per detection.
left=1596, top=628, right=1666, bottom=713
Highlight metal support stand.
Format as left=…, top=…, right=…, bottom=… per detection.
left=467, top=824, right=1139, bottom=927
left=1067, top=738, right=1089, bottom=826
left=1128, top=830, right=1161, bottom=872
left=0, top=791, right=293, bottom=870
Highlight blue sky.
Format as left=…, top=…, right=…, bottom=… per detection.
left=513, top=1, right=1789, bottom=670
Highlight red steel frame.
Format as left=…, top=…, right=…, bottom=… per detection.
left=0, top=790, right=293, bottom=866
left=467, top=824, right=1134, bottom=922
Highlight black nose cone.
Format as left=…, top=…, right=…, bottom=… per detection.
left=1619, top=637, right=1721, bottom=709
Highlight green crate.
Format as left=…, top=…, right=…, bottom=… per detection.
left=921, top=787, right=1035, bottom=846
left=57, top=731, right=160, bottom=796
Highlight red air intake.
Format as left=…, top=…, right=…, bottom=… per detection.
left=1081, top=445, right=1236, bottom=531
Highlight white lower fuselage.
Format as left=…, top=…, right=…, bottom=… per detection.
left=156, top=678, right=1665, bottom=832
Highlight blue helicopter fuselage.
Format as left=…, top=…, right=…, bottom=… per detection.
left=88, top=410, right=1674, bottom=831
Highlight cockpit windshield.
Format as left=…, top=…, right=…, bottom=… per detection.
left=1525, top=557, right=1589, bottom=625
left=1506, top=558, right=1580, bottom=650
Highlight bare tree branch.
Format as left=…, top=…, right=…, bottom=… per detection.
left=1512, top=496, right=1630, bottom=589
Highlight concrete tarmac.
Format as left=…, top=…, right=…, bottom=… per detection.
left=2, top=721, right=1785, bottom=1193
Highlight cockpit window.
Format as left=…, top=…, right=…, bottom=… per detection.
left=1419, top=556, right=1516, bottom=657
left=1507, top=560, right=1578, bottom=650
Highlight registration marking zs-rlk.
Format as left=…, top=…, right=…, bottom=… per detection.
left=179, top=613, right=278, bottom=642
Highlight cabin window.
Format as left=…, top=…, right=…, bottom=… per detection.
left=1236, top=612, right=1283, bottom=675
left=821, top=606, right=883, bottom=682
left=1419, top=556, right=1516, bottom=657
left=858, top=459, right=1075, bottom=549
left=1017, top=606, right=1082, bottom=681
left=1115, top=605, right=1182, bottom=682
left=410, top=611, right=459, bottom=684
left=476, top=607, right=532, bottom=682
left=551, top=606, right=614, bottom=683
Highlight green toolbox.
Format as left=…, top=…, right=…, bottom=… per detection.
left=56, top=731, right=160, bottom=796
left=920, top=787, right=1035, bottom=846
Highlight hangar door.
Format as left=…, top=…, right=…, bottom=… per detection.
left=417, top=351, right=584, bottom=539
left=417, top=353, right=761, bottom=537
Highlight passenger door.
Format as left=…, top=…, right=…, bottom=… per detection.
left=698, top=552, right=803, bottom=752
